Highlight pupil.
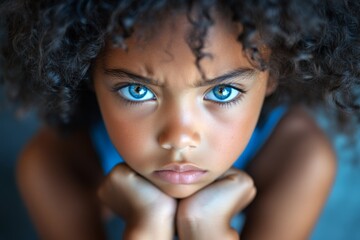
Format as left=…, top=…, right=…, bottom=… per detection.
left=135, top=86, right=143, bottom=94
left=215, top=86, right=230, bottom=100
left=130, top=85, right=147, bottom=98
left=218, top=87, right=226, bottom=95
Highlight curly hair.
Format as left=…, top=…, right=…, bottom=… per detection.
left=0, top=0, right=359, bottom=130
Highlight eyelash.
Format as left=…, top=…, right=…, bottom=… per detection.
left=111, top=83, right=247, bottom=107
left=111, top=83, right=156, bottom=106
left=205, top=85, right=247, bottom=108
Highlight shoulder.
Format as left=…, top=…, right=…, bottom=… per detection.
left=17, top=126, right=102, bottom=195
left=16, top=127, right=106, bottom=238
left=249, top=105, right=336, bottom=187
left=18, top=127, right=70, bottom=164
left=243, top=105, right=336, bottom=238
left=278, top=106, right=336, bottom=177
left=278, top=106, right=336, bottom=186
left=18, top=126, right=91, bottom=171
left=17, top=127, right=69, bottom=182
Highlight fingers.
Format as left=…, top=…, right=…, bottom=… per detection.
left=98, top=163, right=177, bottom=220
left=217, top=168, right=257, bottom=214
left=97, top=163, right=130, bottom=200
left=98, top=164, right=177, bottom=239
left=97, top=163, right=134, bottom=217
left=178, top=168, right=256, bottom=220
left=176, top=169, right=256, bottom=239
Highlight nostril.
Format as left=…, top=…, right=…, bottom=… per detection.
left=158, top=134, right=200, bottom=151
left=157, top=123, right=201, bottom=150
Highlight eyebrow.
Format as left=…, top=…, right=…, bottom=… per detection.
left=104, top=68, right=257, bottom=87
left=194, top=68, right=257, bottom=87
left=104, top=68, right=162, bottom=86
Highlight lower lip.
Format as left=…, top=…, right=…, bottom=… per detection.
left=154, top=170, right=207, bottom=184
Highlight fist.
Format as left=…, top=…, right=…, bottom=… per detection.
left=97, top=163, right=176, bottom=221
left=176, top=168, right=256, bottom=240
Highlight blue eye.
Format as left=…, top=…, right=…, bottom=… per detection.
left=118, top=84, right=155, bottom=102
left=204, top=85, right=241, bottom=103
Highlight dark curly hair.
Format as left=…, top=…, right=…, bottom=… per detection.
left=0, top=0, right=359, bottom=131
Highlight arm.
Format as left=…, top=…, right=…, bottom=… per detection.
left=176, top=107, right=335, bottom=240
left=242, top=107, right=336, bottom=240
left=176, top=168, right=256, bottom=240
left=16, top=127, right=106, bottom=240
left=97, top=164, right=177, bottom=240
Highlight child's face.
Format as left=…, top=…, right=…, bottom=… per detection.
left=94, top=13, right=272, bottom=198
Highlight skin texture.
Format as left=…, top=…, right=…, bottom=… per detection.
left=17, top=108, right=335, bottom=240
left=16, top=9, right=336, bottom=240
left=94, top=13, right=271, bottom=199
left=94, top=13, right=264, bottom=239
left=17, top=127, right=106, bottom=240
left=242, top=106, right=336, bottom=240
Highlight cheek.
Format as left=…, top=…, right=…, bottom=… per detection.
left=95, top=88, right=156, bottom=166
left=206, top=88, right=266, bottom=166
left=206, top=112, right=257, bottom=166
left=104, top=112, right=154, bottom=161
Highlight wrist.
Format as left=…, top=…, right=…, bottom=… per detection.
left=177, top=217, right=239, bottom=240
left=124, top=214, right=175, bottom=240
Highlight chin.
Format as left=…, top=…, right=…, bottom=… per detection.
left=159, top=185, right=201, bottom=199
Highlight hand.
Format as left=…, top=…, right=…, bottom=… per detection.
left=176, top=168, right=256, bottom=240
left=97, top=163, right=177, bottom=240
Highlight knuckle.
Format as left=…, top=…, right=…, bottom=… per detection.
left=231, top=169, right=254, bottom=185
left=230, top=170, right=256, bottom=193
left=242, top=173, right=255, bottom=189
left=108, top=163, right=130, bottom=182
left=244, top=177, right=256, bottom=195
left=250, top=186, right=257, bottom=199
left=107, top=167, right=121, bottom=183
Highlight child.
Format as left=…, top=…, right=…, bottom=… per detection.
left=1, top=0, right=359, bottom=239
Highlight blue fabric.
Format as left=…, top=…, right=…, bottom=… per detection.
left=91, top=106, right=287, bottom=174
left=233, top=106, right=287, bottom=169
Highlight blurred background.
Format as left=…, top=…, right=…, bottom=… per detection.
left=0, top=86, right=359, bottom=239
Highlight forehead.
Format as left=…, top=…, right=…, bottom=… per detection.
left=98, top=10, right=257, bottom=85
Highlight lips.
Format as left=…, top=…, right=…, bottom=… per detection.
left=154, top=163, right=207, bottom=184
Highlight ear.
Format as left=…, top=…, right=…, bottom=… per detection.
left=265, top=75, right=278, bottom=96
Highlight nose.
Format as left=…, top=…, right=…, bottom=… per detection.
left=157, top=104, right=201, bottom=151
left=158, top=129, right=200, bottom=151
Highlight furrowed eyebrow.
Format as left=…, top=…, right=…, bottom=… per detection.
left=104, top=68, right=162, bottom=86
left=104, top=68, right=257, bottom=87
left=194, top=68, right=257, bottom=87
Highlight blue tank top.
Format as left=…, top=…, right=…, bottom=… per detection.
left=91, top=106, right=287, bottom=174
